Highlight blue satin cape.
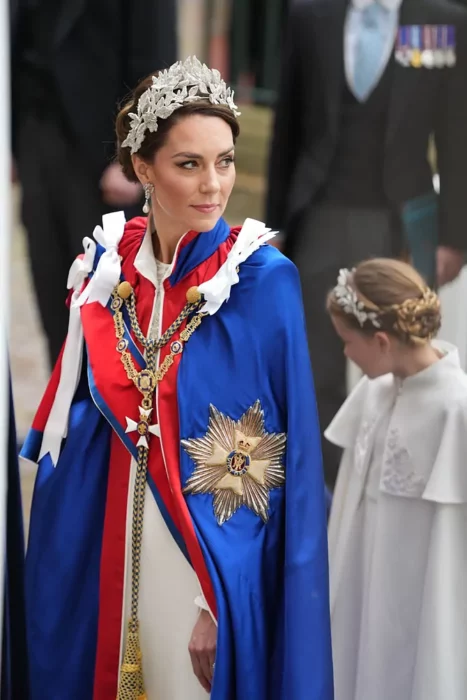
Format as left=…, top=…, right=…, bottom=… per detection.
left=23, top=241, right=333, bottom=699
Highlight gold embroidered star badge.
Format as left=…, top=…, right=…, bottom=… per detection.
left=182, top=401, right=286, bottom=525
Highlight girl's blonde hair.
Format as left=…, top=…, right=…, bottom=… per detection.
left=327, top=258, right=441, bottom=345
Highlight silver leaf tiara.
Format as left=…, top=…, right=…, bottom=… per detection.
left=334, top=268, right=381, bottom=328
left=121, top=56, right=241, bottom=155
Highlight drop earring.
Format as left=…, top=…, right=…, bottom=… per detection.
left=142, top=183, right=154, bottom=214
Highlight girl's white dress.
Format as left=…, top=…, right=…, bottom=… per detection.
left=327, top=342, right=467, bottom=700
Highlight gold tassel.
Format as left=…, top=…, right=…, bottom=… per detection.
left=116, top=619, right=147, bottom=700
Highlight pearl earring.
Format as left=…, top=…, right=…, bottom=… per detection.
left=143, top=183, right=155, bottom=214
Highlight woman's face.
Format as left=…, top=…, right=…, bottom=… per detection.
left=142, top=113, right=236, bottom=237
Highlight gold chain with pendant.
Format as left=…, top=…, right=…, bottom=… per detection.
left=112, top=281, right=204, bottom=700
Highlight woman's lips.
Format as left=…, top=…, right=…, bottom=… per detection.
left=191, top=204, right=219, bottom=213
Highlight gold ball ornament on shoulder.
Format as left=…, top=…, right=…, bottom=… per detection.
left=186, top=286, right=201, bottom=304
left=117, top=281, right=133, bottom=300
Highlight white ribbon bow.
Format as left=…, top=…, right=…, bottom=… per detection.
left=67, top=237, right=96, bottom=294
left=39, top=211, right=126, bottom=465
left=39, top=290, right=90, bottom=467
left=198, top=218, right=276, bottom=316
left=77, top=211, right=126, bottom=307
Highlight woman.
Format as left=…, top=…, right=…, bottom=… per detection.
left=22, top=57, right=333, bottom=700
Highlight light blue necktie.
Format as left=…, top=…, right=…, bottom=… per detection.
left=353, top=2, right=391, bottom=102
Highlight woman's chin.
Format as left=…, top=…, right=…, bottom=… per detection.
left=188, top=209, right=223, bottom=232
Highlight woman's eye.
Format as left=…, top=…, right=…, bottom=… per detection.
left=219, top=156, right=235, bottom=167
left=178, top=160, right=197, bottom=170
left=177, top=156, right=234, bottom=170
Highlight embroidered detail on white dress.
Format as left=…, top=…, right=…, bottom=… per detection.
left=354, top=419, right=376, bottom=475
left=381, top=429, right=425, bottom=498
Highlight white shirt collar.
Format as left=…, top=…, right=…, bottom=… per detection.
left=352, top=0, right=402, bottom=11
left=133, top=223, right=159, bottom=287
left=133, top=217, right=189, bottom=288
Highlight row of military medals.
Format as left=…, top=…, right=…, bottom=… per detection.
left=396, top=25, right=456, bottom=69
left=113, top=280, right=204, bottom=700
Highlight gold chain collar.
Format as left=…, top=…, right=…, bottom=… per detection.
left=112, top=280, right=205, bottom=699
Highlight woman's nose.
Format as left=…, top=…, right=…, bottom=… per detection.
left=200, top=169, right=221, bottom=194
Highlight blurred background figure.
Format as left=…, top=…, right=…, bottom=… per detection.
left=2, top=9, right=29, bottom=695
left=266, top=0, right=467, bottom=489
left=2, top=378, right=29, bottom=700
left=10, top=0, right=177, bottom=366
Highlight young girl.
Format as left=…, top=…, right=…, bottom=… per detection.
left=326, top=259, right=467, bottom=700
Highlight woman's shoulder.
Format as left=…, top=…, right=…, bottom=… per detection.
left=204, top=232, right=303, bottom=340
left=234, top=243, right=303, bottom=322
left=124, top=216, right=146, bottom=235
left=119, top=216, right=147, bottom=260
left=239, top=239, right=300, bottom=288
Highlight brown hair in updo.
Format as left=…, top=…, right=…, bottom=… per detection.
left=115, top=73, right=241, bottom=183
left=327, top=259, right=442, bottom=345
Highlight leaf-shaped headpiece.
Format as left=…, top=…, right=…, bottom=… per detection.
left=121, top=56, right=241, bottom=154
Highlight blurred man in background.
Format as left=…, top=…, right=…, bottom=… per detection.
left=266, top=0, right=467, bottom=488
left=11, top=0, right=177, bottom=366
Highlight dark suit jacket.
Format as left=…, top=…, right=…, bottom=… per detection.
left=11, top=0, right=177, bottom=177
left=266, top=0, right=467, bottom=251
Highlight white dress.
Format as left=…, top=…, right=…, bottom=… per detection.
left=120, top=250, right=208, bottom=699
left=327, top=342, right=467, bottom=700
